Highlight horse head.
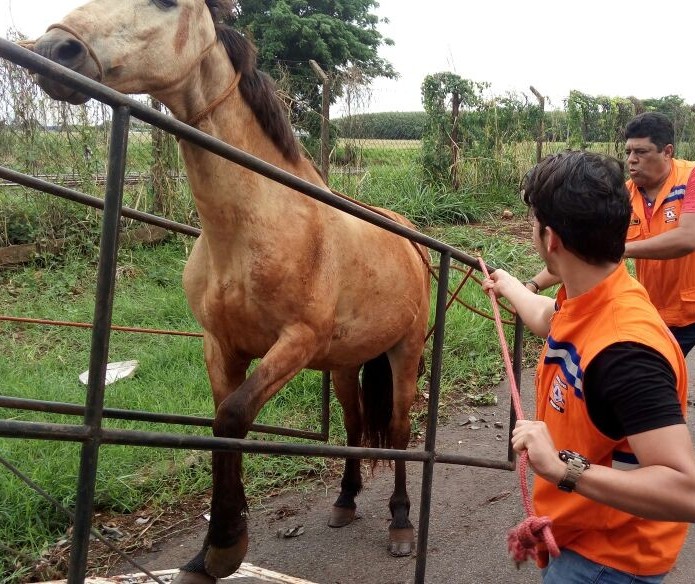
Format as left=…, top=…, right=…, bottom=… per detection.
left=32, top=0, right=233, bottom=104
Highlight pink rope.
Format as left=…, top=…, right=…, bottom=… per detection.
left=477, top=259, right=560, bottom=565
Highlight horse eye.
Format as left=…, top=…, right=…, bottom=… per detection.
left=153, top=0, right=177, bottom=8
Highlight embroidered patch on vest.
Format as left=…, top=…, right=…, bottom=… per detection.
left=664, top=205, right=677, bottom=223
left=549, top=374, right=567, bottom=413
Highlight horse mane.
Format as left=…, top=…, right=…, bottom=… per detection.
left=209, top=21, right=301, bottom=163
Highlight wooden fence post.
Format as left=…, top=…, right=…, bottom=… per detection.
left=530, top=86, right=545, bottom=163
left=309, top=60, right=330, bottom=184
left=450, top=91, right=461, bottom=191
left=149, top=97, right=179, bottom=215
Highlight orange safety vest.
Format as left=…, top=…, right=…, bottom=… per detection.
left=534, top=264, right=689, bottom=575
left=626, top=159, right=695, bottom=327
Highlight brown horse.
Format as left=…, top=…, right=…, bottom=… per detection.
left=31, top=1, right=430, bottom=581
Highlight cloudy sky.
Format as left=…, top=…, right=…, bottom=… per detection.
left=3, top=0, right=695, bottom=114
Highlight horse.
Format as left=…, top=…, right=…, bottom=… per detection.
left=30, top=1, right=431, bottom=581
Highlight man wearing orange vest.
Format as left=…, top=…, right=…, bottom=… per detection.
left=526, top=113, right=695, bottom=356
left=483, top=151, right=695, bottom=583
left=623, top=112, right=695, bottom=354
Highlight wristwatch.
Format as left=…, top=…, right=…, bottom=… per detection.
left=525, top=279, right=540, bottom=294
left=557, top=450, right=590, bottom=493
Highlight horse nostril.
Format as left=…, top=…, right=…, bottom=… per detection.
left=55, top=38, right=85, bottom=64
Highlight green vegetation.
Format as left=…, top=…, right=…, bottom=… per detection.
left=333, top=93, right=695, bottom=148
left=230, top=0, right=396, bottom=144
left=232, top=0, right=396, bottom=109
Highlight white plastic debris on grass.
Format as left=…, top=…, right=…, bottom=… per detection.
left=79, top=360, right=139, bottom=386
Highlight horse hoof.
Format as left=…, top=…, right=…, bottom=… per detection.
left=328, top=506, right=356, bottom=527
left=204, top=532, right=249, bottom=578
left=172, top=570, right=216, bottom=584
left=388, top=527, right=414, bottom=557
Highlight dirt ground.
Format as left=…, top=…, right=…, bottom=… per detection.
left=105, top=357, right=695, bottom=584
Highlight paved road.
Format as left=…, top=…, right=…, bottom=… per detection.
left=115, top=355, right=695, bottom=584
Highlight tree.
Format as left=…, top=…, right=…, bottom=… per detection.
left=421, top=72, right=483, bottom=190
left=230, top=0, right=396, bottom=114
left=641, top=95, right=695, bottom=146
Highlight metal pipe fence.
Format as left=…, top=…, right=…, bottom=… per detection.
left=0, top=38, right=524, bottom=584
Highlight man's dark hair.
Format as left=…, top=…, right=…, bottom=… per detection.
left=522, top=151, right=630, bottom=264
left=624, top=112, right=674, bottom=151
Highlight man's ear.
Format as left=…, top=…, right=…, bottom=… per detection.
left=663, top=144, right=674, bottom=159
left=545, top=226, right=561, bottom=253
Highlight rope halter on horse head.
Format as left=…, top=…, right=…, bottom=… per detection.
left=42, top=20, right=240, bottom=132
left=185, top=69, right=242, bottom=128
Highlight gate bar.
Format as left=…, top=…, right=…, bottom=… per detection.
left=68, top=105, right=130, bottom=584
left=0, top=419, right=516, bottom=471
left=509, top=315, right=525, bottom=460
left=415, top=252, right=450, bottom=583
left=0, top=165, right=201, bottom=238
left=0, top=395, right=329, bottom=441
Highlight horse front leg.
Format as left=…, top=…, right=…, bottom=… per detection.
left=203, top=326, right=318, bottom=578
left=175, top=340, right=249, bottom=584
left=328, top=367, right=363, bottom=528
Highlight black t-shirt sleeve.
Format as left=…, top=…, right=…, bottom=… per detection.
left=583, top=342, right=685, bottom=440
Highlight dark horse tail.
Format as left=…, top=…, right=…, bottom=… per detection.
left=360, top=353, right=394, bottom=450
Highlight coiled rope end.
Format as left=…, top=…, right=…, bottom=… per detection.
left=507, top=515, right=559, bottom=568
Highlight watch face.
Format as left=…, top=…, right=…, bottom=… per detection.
left=559, top=450, right=590, bottom=468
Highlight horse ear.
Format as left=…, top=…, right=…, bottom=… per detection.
left=17, top=38, right=36, bottom=51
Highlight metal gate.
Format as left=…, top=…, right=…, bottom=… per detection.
left=0, top=39, right=524, bottom=584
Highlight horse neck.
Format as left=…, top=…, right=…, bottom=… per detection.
left=153, top=44, right=235, bottom=131
left=155, top=47, right=318, bottom=237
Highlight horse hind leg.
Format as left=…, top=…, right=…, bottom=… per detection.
left=329, top=367, right=363, bottom=528
left=384, top=346, right=421, bottom=557
left=354, top=350, right=416, bottom=556
left=388, top=459, right=413, bottom=557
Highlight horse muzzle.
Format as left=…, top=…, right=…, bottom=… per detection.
left=33, top=28, right=101, bottom=105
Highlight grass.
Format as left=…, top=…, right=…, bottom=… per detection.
left=1, top=125, right=187, bottom=247
left=329, top=147, right=526, bottom=227
left=0, top=240, right=340, bottom=579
